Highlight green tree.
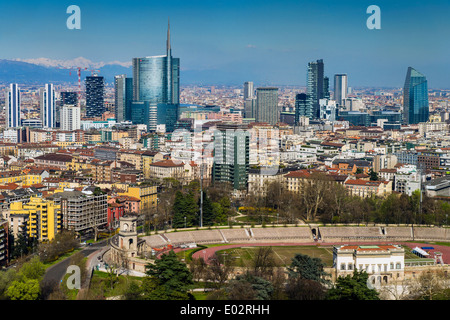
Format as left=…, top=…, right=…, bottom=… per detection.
left=6, top=278, right=40, bottom=300
left=326, top=270, right=379, bottom=300
left=287, top=253, right=329, bottom=284
left=201, top=191, right=214, bottom=226
left=172, top=191, right=199, bottom=228
left=18, top=256, right=46, bottom=282
left=0, top=269, right=18, bottom=299
left=144, top=250, right=193, bottom=300
left=369, top=169, right=379, bottom=181
left=226, top=273, right=274, bottom=300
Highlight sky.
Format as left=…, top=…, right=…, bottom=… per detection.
left=0, top=0, right=449, bottom=88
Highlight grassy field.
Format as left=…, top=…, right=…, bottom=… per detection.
left=215, top=245, right=335, bottom=267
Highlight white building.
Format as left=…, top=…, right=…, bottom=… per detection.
left=334, top=74, right=348, bottom=106
left=6, top=83, right=21, bottom=128
left=333, top=244, right=405, bottom=284
left=40, top=83, right=56, bottom=128
left=61, top=105, right=81, bottom=131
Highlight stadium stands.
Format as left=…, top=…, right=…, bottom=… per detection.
left=189, top=229, right=225, bottom=244
left=384, top=227, right=413, bottom=241
left=249, top=227, right=313, bottom=242
left=319, top=226, right=386, bottom=242
left=413, top=227, right=449, bottom=241
left=143, top=225, right=450, bottom=249
left=220, top=228, right=251, bottom=243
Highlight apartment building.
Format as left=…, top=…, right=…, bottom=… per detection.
left=9, top=196, right=62, bottom=242
left=48, top=189, right=108, bottom=233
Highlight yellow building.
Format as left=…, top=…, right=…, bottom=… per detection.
left=118, top=185, right=157, bottom=214
left=9, top=196, right=62, bottom=242
left=67, top=157, right=89, bottom=172
left=0, top=171, right=42, bottom=186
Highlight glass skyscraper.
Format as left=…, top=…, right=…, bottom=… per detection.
left=307, top=59, right=325, bottom=119
left=132, top=20, right=180, bottom=131
left=114, top=74, right=133, bottom=123
left=403, top=67, right=429, bottom=124
left=295, top=93, right=309, bottom=124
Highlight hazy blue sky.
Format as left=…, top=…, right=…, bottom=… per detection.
left=0, top=0, right=449, bottom=87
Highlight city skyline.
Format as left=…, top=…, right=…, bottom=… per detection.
left=0, top=0, right=449, bottom=88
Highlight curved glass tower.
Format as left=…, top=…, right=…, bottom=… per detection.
left=403, top=67, right=429, bottom=124
left=132, top=20, right=180, bottom=131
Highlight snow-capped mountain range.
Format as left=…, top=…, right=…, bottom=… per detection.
left=13, top=57, right=132, bottom=69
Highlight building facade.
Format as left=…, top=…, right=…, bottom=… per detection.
left=40, top=83, right=56, bottom=128
left=212, top=123, right=250, bottom=190
left=403, top=67, right=429, bottom=125
left=85, top=75, right=105, bottom=118
left=334, top=74, right=348, bottom=106
left=256, top=87, right=278, bottom=125
left=307, top=59, right=325, bottom=119
left=6, top=83, right=20, bottom=128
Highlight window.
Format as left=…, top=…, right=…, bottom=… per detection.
left=340, top=263, right=346, bottom=270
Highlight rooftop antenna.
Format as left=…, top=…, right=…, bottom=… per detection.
left=167, top=17, right=171, bottom=56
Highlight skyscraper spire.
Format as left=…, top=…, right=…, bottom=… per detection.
left=167, top=17, right=171, bottom=55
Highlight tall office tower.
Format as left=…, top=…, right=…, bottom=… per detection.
left=212, top=123, right=249, bottom=191
left=243, top=81, right=254, bottom=100
left=294, top=93, right=310, bottom=124
left=334, top=74, right=348, bottom=106
left=60, top=91, right=78, bottom=106
left=306, top=59, right=325, bottom=119
left=324, top=76, right=330, bottom=99
left=5, top=83, right=20, bottom=128
left=244, top=98, right=256, bottom=119
left=85, top=75, right=105, bottom=118
left=256, top=87, right=279, bottom=125
left=403, top=67, right=429, bottom=125
left=60, top=105, right=81, bottom=131
left=132, top=20, right=180, bottom=131
left=114, top=74, right=133, bottom=122
left=40, top=83, right=56, bottom=128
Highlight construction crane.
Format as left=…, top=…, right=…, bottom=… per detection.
left=58, top=66, right=101, bottom=106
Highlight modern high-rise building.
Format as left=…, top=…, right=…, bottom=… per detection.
left=244, top=98, right=256, bottom=119
left=60, top=91, right=78, bottom=106
left=40, top=83, right=56, bottom=128
left=403, top=67, right=429, bottom=125
left=212, top=123, right=250, bottom=191
left=244, top=81, right=254, bottom=100
left=295, top=93, right=310, bottom=124
left=6, top=83, right=20, bottom=128
left=85, top=75, right=105, bottom=118
left=132, top=20, right=180, bottom=131
left=256, top=87, right=279, bottom=125
left=307, top=59, right=325, bottom=119
left=114, top=74, right=133, bottom=123
left=334, top=74, right=348, bottom=106
left=61, top=105, right=81, bottom=131
left=324, top=76, right=330, bottom=100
